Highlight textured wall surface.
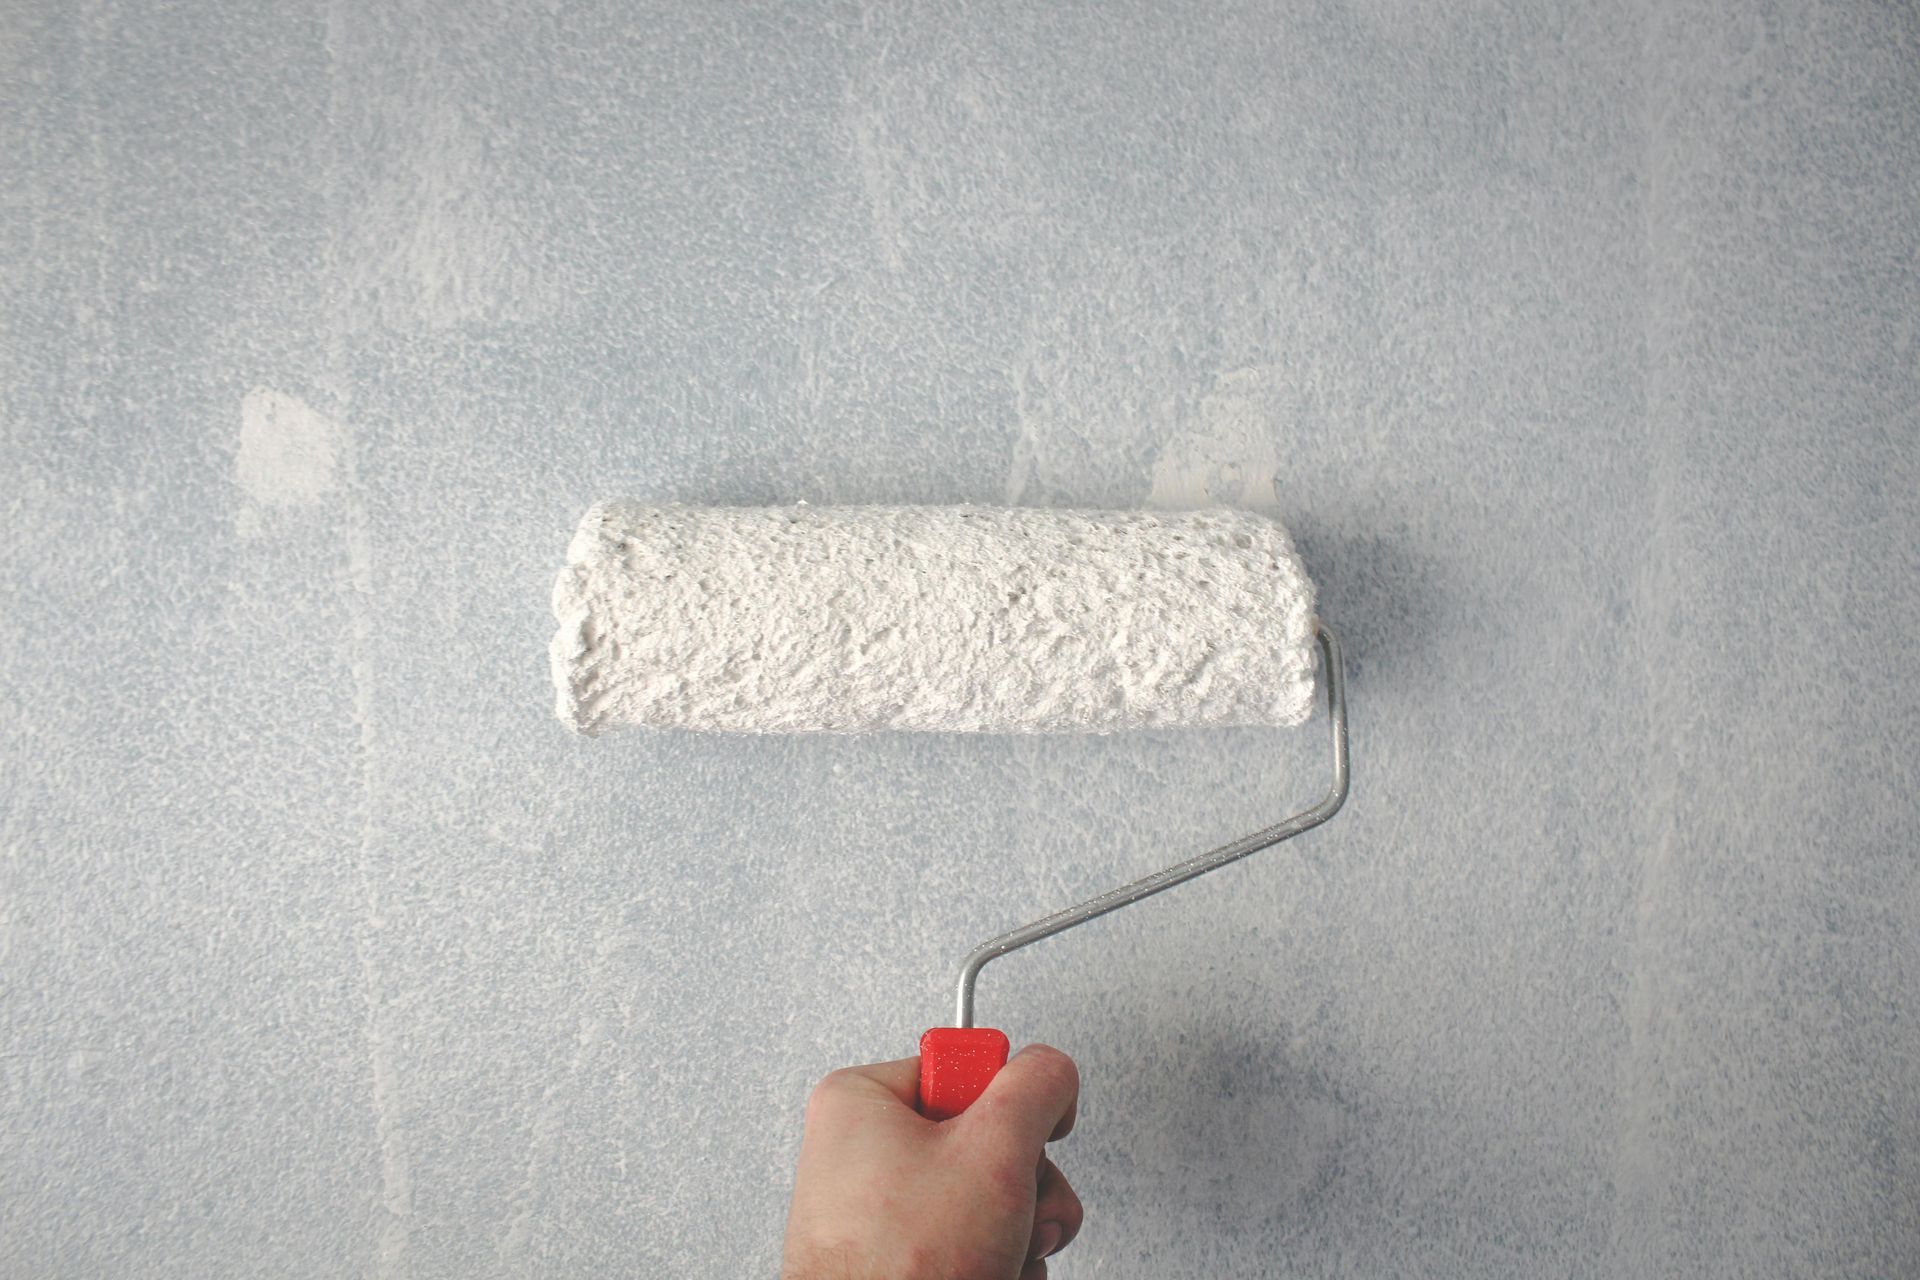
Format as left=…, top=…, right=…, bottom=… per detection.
left=4, top=2, right=1918, bottom=1276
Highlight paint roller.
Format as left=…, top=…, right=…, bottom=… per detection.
left=550, top=502, right=1348, bottom=1118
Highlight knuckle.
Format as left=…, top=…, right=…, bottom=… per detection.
left=803, top=1069, right=854, bottom=1117
left=1022, top=1044, right=1079, bottom=1093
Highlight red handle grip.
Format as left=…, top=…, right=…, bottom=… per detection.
left=917, top=1027, right=1009, bottom=1120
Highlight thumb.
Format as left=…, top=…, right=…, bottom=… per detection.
left=966, top=1044, right=1079, bottom=1153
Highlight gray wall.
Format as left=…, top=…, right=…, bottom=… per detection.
left=5, top=1, right=1917, bottom=1276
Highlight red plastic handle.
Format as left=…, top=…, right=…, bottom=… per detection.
left=917, top=1027, right=1009, bottom=1120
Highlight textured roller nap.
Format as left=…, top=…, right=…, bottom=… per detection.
left=550, top=503, right=1318, bottom=734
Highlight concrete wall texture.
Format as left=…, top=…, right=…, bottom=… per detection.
left=4, top=1, right=1917, bottom=1276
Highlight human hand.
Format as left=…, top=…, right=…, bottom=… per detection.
left=781, top=1044, right=1084, bottom=1280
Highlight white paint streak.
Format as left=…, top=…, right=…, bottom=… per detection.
left=1605, top=20, right=1687, bottom=1268
left=1147, top=369, right=1282, bottom=512
left=849, top=106, right=908, bottom=275
left=362, top=947, right=413, bottom=1280
left=1000, top=250, right=1209, bottom=508
left=326, top=414, right=411, bottom=1280
left=497, top=916, right=625, bottom=1264
left=235, top=389, right=341, bottom=506
left=340, top=102, right=541, bottom=331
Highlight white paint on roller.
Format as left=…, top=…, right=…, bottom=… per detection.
left=550, top=504, right=1317, bottom=735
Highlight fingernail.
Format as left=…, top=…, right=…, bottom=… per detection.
left=1031, top=1221, right=1063, bottom=1260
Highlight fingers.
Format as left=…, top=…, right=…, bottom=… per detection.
left=806, top=1055, right=923, bottom=1120
left=837, top=1056, right=921, bottom=1107
left=1030, top=1156, right=1084, bottom=1258
left=969, top=1043, right=1079, bottom=1152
